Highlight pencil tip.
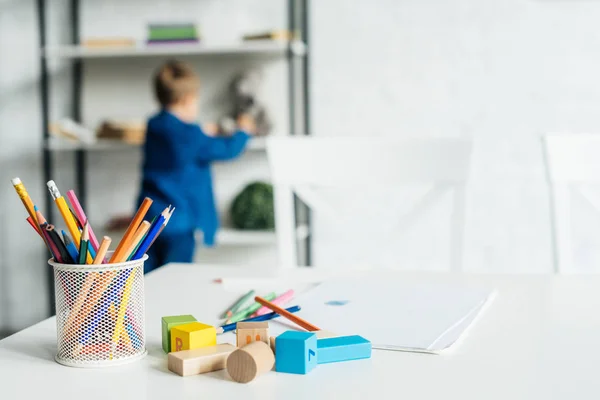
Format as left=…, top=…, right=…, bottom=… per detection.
left=11, top=177, right=21, bottom=185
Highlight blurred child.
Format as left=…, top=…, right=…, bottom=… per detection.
left=138, top=60, right=255, bottom=273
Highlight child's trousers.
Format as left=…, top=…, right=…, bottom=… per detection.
left=144, top=231, right=195, bottom=274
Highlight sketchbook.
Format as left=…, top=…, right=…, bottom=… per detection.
left=222, top=279, right=495, bottom=354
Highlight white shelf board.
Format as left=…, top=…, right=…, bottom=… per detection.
left=43, top=40, right=306, bottom=59
left=45, top=137, right=267, bottom=151
left=199, top=228, right=276, bottom=247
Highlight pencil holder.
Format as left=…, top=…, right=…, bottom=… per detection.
left=49, top=253, right=148, bottom=368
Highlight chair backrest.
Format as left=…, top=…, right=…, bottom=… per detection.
left=267, top=137, right=473, bottom=269
left=543, top=133, right=600, bottom=273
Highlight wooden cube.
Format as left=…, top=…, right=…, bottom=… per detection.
left=236, top=321, right=269, bottom=347
left=161, top=315, right=197, bottom=353
left=275, top=331, right=317, bottom=374
left=171, top=322, right=216, bottom=352
left=317, top=335, right=371, bottom=364
left=168, top=344, right=236, bottom=377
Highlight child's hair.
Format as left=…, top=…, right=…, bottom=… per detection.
left=154, top=60, right=200, bottom=107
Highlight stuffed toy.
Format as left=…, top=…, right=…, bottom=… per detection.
left=219, top=70, right=272, bottom=136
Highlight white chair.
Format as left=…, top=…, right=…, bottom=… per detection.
left=543, top=133, right=600, bottom=273
left=267, top=137, right=473, bottom=270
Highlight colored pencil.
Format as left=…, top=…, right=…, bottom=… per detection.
left=40, top=222, right=62, bottom=262
left=252, top=289, right=294, bottom=317
left=109, top=197, right=152, bottom=263
left=217, top=305, right=301, bottom=334
left=254, top=296, right=320, bottom=331
left=67, top=190, right=100, bottom=253
left=26, top=217, right=41, bottom=237
left=110, top=221, right=151, bottom=356
left=127, top=215, right=157, bottom=261
left=46, top=225, right=74, bottom=264
left=227, top=292, right=277, bottom=324
left=78, top=223, right=90, bottom=265
left=221, top=289, right=255, bottom=319
left=11, top=178, right=40, bottom=234
left=61, top=230, right=79, bottom=263
left=47, top=180, right=93, bottom=264
left=93, top=236, right=111, bottom=264
left=131, top=209, right=169, bottom=260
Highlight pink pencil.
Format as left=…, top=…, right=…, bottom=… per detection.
left=66, top=190, right=100, bottom=252
left=251, top=289, right=294, bottom=317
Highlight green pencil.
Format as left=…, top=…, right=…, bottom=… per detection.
left=79, top=223, right=90, bottom=265
left=227, top=292, right=276, bottom=323
left=221, top=289, right=255, bottom=319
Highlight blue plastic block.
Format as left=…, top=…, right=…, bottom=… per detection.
left=317, top=335, right=371, bottom=364
left=275, top=331, right=317, bottom=374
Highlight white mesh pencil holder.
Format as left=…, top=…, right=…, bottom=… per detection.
left=49, top=254, right=148, bottom=368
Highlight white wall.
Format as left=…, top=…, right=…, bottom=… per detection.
left=310, top=0, right=600, bottom=273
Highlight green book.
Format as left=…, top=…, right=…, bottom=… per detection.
left=148, top=26, right=198, bottom=41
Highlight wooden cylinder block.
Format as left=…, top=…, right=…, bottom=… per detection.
left=226, top=341, right=275, bottom=383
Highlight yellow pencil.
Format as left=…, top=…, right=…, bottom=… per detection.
left=47, top=180, right=93, bottom=264
left=11, top=178, right=40, bottom=234
left=110, top=221, right=151, bottom=357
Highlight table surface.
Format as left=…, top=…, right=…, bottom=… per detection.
left=1, top=264, right=599, bottom=400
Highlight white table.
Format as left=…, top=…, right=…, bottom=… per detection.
left=1, top=264, right=600, bottom=400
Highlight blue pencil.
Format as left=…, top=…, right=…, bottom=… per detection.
left=217, top=305, right=301, bottom=334
left=131, top=213, right=165, bottom=260
left=61, top=230, right=79, bottom=262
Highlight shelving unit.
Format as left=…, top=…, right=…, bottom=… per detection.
left=36, top=0, right=312, bottom=307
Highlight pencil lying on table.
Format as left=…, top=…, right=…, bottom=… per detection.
left=254, top=296, right=320, bottom=331
left=217, top=305, right=301, bottom=334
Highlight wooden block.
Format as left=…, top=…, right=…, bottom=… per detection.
left=269, top=336, right=276, bottom=354
left=161, top=315, right=197, bottom=353
left=168, top=344, right=236, bottom=377
left=171, top=322, right=216, bottom=352
left=275, top=331, right=317, bottom=374
left=317, top=335, right=371, bottom=364
left=227, top=341, right=275, bottom=383
left=236, top=321, right=269, bottom=347
left=315, top=330, right=338, bottom=339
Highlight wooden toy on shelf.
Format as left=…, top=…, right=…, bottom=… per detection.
left=226, top=341, right=275, bottom=383
left=168, top=344, right=236, bottom=377
left=275, top=331, right=317, bottom=374
left=161, top=315, right=197, bottom=353
left=236, top=321, right=269, bottom=347
left=317, top=335, right=371, bottom=364
left=171, top=322, right=216, bottom=352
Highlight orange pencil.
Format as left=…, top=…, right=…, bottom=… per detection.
left=254, top=296, right=321, bottom=331
left=109, top=198, right=152, bottom=263
left=93, top=236, right=111, bottom=264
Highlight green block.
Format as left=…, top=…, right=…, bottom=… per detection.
left=162, top=315, right=197, bottom=353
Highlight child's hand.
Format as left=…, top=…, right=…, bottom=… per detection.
left=237, top=114, right=257, bottom=135
left=203, top=122, right=219, bottom=137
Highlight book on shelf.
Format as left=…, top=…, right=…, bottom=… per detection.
left=147, top=23, right=200, bottom=44
left=97, top=120, right=146, bottom=145
left=243, top=30, right=296, bottom=41
left=81, top=38, right=136, bottom=48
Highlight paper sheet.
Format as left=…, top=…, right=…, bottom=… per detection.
left=220, top=278, right=495, bottom=353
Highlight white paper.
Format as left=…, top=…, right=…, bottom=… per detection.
left=221, top=279, right=494, bottom=353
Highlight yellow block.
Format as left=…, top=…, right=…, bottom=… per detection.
left=171, top=322, right=216, bottom=352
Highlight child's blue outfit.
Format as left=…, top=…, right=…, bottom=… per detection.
left=137, top=110, right=250, bottom=273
